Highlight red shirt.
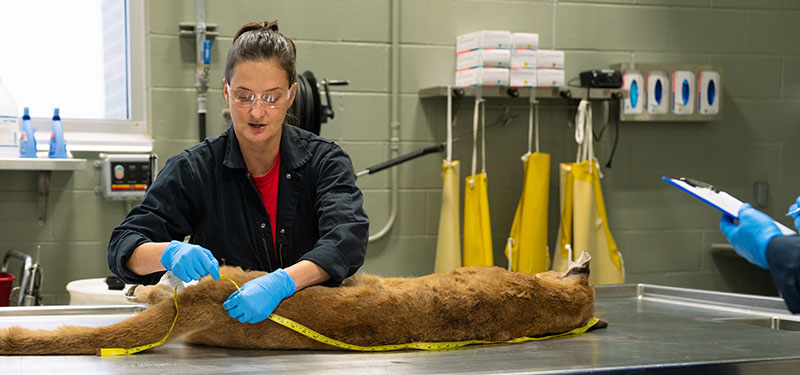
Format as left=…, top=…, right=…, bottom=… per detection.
left=250, top=152, right=281, bottom=252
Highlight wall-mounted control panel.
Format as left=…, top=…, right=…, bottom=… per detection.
left=95, top=153, right=157, bottom=200
left=611, top=63, right=722, bottom=122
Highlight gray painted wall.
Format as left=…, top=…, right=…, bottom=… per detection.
left=1, top=0, right=798, bottom=304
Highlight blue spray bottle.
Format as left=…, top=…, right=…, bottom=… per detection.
left=19, top=107, right=37, bottom=158
left=48, top=108, right=67, bottom=158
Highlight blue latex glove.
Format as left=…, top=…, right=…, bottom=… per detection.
left=160, top=240, right=220, bottom=283
left=223, top=268, right=296, bottom=324
left=788, top=195, right=800, bottom=231
left=720, top=204, right=782, bottom=269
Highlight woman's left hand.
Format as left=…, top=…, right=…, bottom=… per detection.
left=223, top=268, right=296, bottom=323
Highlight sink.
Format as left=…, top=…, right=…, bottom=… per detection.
left=714, top=316, right=800, bottom=331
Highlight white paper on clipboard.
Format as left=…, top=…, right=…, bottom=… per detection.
left=663, top=176, right=795, bottom=235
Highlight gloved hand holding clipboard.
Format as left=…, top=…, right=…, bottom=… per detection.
left=662, top=176, right=795, bottom=235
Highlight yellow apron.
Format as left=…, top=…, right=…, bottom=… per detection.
left=463, top=172, right=493, bottom=266
left=553, top=100, right=624, bottom=285
left=553, top=158, right=624, bottom=285
left=505, top=152, right=550, bottom=274
left=434, top=160, right=462, bottom=273
left=463, top=97, right=493, bottom=267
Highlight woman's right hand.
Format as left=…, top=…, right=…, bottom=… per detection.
left=789, top=196, right=800, bottom=231
left=160, top=241, right=220, bottom=282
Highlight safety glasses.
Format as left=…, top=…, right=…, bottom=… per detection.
left=227, top=84, right=291, bottom=109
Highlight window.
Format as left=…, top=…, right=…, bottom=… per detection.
left=0, top=0, right=148, bottom=152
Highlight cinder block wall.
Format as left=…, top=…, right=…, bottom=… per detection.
left=1, top=0, right=798, bottom=304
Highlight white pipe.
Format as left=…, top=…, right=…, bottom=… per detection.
left=368, top=0, right=400, bottom=242
left=195, top=0, right=208, bottom=140
left=195, top=0, right=205, bottom=67
left=446, top=86, right=452, bottom=162
left=552, top=0, right=558, bottom=48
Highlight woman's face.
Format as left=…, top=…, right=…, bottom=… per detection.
left=223, top=59, right=297, bottom=149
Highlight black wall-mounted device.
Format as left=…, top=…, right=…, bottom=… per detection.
left=579, top=70, right=623, bottom=88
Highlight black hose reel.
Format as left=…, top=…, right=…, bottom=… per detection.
left=290, top=71, right=348, bottom=135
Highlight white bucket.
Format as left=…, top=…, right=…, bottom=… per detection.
left=0, top=76, right=20, bottom=158
left=66, top=278, right=137, bottom=305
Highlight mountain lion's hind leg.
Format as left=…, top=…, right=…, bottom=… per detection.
left=126, top=284, right=174, bottom=305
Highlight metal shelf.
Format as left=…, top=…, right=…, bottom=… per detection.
left=619, top=112, right=721, bottom=122
left=418, top=86, right=626, bottom=100
left=0, top=158, right=88, bottom=226
left=0, top=158, right=87, bottom=171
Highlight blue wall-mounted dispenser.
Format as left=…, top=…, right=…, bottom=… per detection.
left=646, top=71, right=669, bottom=114
left=698, top=71, right=720, bottom=115
left=672, top=70, right=695, bottom=115
left=622, top=70, right=644, bottom=114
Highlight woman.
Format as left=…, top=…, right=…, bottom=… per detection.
left=108, top=21, right=369, bottom=324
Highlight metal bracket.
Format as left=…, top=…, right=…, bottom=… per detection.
left=178, top=22, right=218, bottom=39
left=37, top=171, right=51, bottom=226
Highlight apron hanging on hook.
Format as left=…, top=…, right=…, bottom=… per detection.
left=505, top=91, right=550, bottom=274
left=553, top=99, right=624, bottom=284
left=434, top=86, right=462, bottom=273
left=463, top=91, right=493, bottom=267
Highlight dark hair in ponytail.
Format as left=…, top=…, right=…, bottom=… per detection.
left=224, top=20, right=296, bottom=86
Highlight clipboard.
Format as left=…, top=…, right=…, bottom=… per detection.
left=662, top=176, right=795, bottom=235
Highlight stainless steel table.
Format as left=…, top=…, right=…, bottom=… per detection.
left=1, top=284, right=800, bottom=374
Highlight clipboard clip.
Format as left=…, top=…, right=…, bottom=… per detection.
left=679, top=177, right=719, bottom=193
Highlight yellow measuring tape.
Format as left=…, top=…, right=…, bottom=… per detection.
left=98, top=283, right=180, bottom=356
left=100, top=275, right=600, bottom=355
left=99, top=275, right=240, bottom=356
left=268, top=314, right=600, bottom=351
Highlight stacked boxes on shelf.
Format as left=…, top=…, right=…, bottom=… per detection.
left=455, top=31, right=511, bottom=87
left=455, top=30, right=564, bottom=88
left=536, top=50, right=565, bottom=88
left=510, top=33, right=539, bottom=87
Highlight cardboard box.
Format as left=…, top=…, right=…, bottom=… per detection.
left=511, top=49, right=537, bottom=69
left=457, top=30, right=512, bottom=53
left=536, top=69, right=565, bottom=87
left=512, top=32, right=539, bottom=50
left=537, top=50, right=565, bottom=69
left=456, top=68, right=510, bottom=87
left=510, top=68, right=537, bottom=87
left=457, top=49, right=512, bottom=70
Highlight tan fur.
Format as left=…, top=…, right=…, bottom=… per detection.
left=0, top=263, right=596, bottom=355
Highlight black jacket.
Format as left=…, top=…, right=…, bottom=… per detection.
left=108, top=125, right=369, bottom=286
left=766, top=235, right=800, bottom=313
